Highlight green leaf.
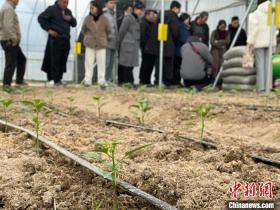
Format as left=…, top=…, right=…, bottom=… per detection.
left=195, top=105, right=211, bottom=118
left=101, top=171, right=113, bottom=179
left=124, top=143, right=152, bottom=157
left=82, top=151, right=103, bottom=162
left=0, top=98, right=14, bottom=108
left=93, top=96, right=104, bottom=101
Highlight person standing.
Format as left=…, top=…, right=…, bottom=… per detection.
left=104, top=0, right=118, bottom=84
left=173, top=13, right=191, bottom=86
left=247, top=0, right=276, bottom=91
left=146, top=1, right=181, bottom=86
left=139, top=9, right=157, bottom=85
left=117, top=4, right=133, bottom=29
left=38, top=0, right=77, bottom=86
left=81, top=1, right=111, bottom=87
left=0, top=0, right=26, bottom=92
left=210, top=20, right=230, bottom=75
left=228, top=16, right=247, bottom=48
left=118, top=2, right=144, bottom=85
left=191, top=11, right=209, bottom=46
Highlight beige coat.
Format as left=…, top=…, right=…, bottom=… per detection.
left=81, top=14, right=111, bottom=50
left=0, top=1, right=21, bottom=44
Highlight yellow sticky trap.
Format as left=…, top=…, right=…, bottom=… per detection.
left=268, top=2, right=272, bottom=26
left=158, top=23, right=168, bottom=42
left=73, top=41, right=81, bottom=54
left=275, top=1, right=280, bottom=26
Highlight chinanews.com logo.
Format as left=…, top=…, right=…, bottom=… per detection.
left=226, top=181, right=277, bottom=210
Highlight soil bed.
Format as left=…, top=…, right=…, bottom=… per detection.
left=1, top=86, right=280, bottom=209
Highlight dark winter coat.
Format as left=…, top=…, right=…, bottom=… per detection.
left=145, top=10, right=180, bottom=57
left=119, top=13, right=140, bottom=67
left=191, top=20, right=209, bottom=46
left=140, top=17, right=154, bottom=51
left=38, top=2, right=77, bottom=39
left=210, top=30, right=230, bottom=72
left=228, top=24, right=247, bottom=47
left=38, top=2, right=76, bottom=74
left=175, top=22, right=191, bottom=57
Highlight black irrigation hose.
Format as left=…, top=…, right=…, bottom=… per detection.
left=251, top=155, right=280, bottom=168
left=106, top=120, right=218, bottom=149
left=106, top=120, right=165, bottom=133
left=177, top=135, right=218, bottom=149
left=0, top=120, right=178, bottom=210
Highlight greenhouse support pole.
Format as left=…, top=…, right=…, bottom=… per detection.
left=26, top=0, right=39, bottom=81
left=266, top=0, right=276, bottom=93
left=212, top=0, right=255, bottom=89
left=159, top=0, right=165, bottom=88
left=191, top=0, right=200, bottom=17
left=74, top=0, right=78, bottom=83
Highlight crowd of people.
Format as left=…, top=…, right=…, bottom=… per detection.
left=0, top=0, right=275, bottom=92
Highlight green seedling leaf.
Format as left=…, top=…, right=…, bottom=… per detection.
left=0, top=98, right=14, bottom=108
left=195, top=105, right=211, bottom=118
left=82, top=151, right=103, bottom=162
left=124, top=143, right=152, bottom=157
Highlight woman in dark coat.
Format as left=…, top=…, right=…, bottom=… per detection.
left=173, top=13, right=191, bottom=86
left=118, top=2, right=144, bottom=85
left=210, top=20, right=230, bottom=76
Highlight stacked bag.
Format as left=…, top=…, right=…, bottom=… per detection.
left=221, top=46, right=256, bottom=90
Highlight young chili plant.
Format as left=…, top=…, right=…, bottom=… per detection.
left=22, top=99, right=45, bottom=153
left=67, top=96, right=76, bottom=114
left=195, top=105, right=211, bottom=141
left=130, top=99, right=152, bottom=126
left=82, top=139, right=152, bottom=210
left=93, top=96, right=105, bottom=119
left=0, top=98, right=14, bottom=133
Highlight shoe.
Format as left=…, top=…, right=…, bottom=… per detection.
left=99, top=82, right=109, bottom=90
left=46, top=80, right=55, bottom=87
left=15, top=81, right=28, bottom=86
left=54, top=81, right=63, bottom=86
left=81, top=80, right=91, bottom=87
left=61, top=81, right=67, bottom=86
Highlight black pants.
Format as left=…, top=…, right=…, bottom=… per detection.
left=173, top=56, right=182, bottom=85
left=1, top=41, right=26, bottom=86
left=45, top=38, right=70, bottom=83
left=139, top=51, right=155, bottom=85
left=184, top=77, right=212, bottom=88
left=155, top=56, right=174, bottom=86
left=118, top=65, right=134, bottom=85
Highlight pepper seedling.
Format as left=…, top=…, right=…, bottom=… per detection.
left=93, top=96, right=105, bottom=119
left=130, top=99, right=152, bottom=126
left=82, top=139, right=152, bottom=210
left=67, top=96, right=76, bottom=114
left=0, top=98, right=14, bottom=133
left=22, top=99, right=45, bottom=153
left=195, top=105, right=211, bottom=141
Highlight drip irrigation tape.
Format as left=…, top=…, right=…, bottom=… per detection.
left=0, top=120, right=178, bottom=210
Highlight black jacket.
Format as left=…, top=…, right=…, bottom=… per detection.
left=145, top=10, right=180, bottom=57
left=38, top=2, right=77, bottom=39
left=140, top=17, right=154, bottom=51
left=228, top=24, right=247, bottom=47
left=191, top=20, right=209, bottom=46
